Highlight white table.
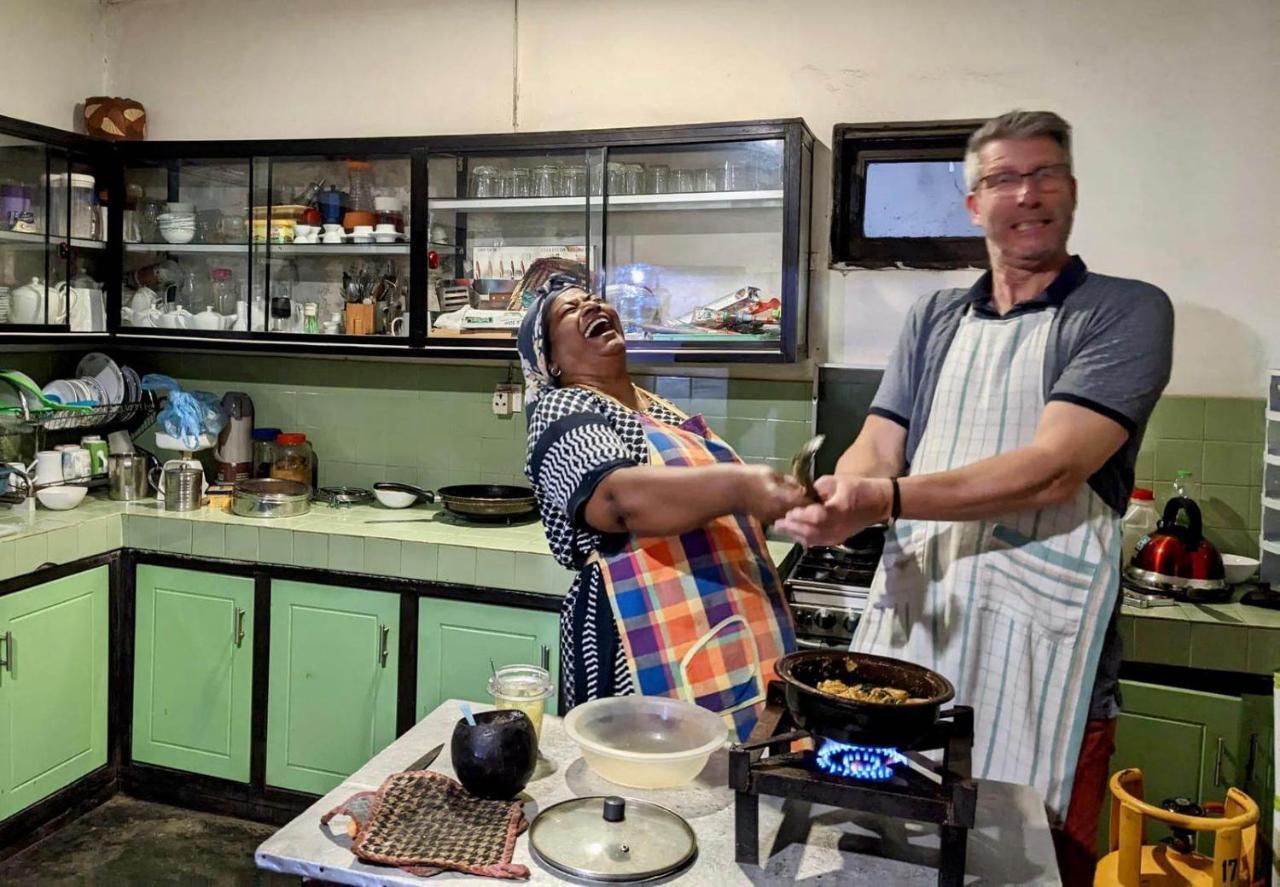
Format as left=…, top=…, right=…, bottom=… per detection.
left=256, top=700, right=1062, bottom=885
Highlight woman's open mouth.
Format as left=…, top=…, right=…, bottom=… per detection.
left=583, top=315, right=614, bottom=339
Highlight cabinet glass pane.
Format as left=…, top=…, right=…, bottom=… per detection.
left=600, top=139, right=784, bottom=345
left=253, top=155, right=409, bottom=339
left=122, top=158, right=251, bottom=333
left=426, top=149, right=600, bottom=343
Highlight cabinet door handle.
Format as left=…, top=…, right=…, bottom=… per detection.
left=234, top=608, right=246, bottom=648
left=378, top=624, right=389, bottom=668
left=540, top=644, right=551, bottom=671
left=0, top=631, right=10, bottom=675
left=1245, top=733, right=1259, bottom=785
left=1213, top=736, right=1225, bottom=787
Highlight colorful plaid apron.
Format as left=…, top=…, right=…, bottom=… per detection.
left=589, top=392, right=796, bottom=741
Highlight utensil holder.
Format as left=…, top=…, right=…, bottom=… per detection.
left=345, top=302, right=374, bottom=336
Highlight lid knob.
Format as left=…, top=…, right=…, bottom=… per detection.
left=602, top=796, right=626, bottom=823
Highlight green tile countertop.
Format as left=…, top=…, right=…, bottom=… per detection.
left=1120, top=594, right=1280, bottom=676
left=0, top=495, right=795, bottom=600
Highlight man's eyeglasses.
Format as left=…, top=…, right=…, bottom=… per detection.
left=976, top=163, right=1072, bottom=194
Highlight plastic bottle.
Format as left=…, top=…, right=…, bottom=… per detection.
left=346, top=160, right=376, bottom=212
left=1121, top=488, right=1159, bottom=564
left=1172, top=469, right=1193, bottom=500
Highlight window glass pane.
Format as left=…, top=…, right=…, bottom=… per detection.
left=862, top=160, right=980, bottom=238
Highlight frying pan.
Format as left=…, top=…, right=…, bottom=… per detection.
left=374, top=482, right=537, bottom=521
left=774, top=649, right=955, bottom=747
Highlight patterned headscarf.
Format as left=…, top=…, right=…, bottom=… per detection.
left=517, top=263, right=591, bottom=415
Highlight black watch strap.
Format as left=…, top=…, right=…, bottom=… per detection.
left=890, top=477, right=902, bottom=522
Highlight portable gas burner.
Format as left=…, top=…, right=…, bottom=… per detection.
left=729, top=682, right=978, bottom=887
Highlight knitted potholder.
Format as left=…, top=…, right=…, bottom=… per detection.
left=321, top=771, right=529, bottom=880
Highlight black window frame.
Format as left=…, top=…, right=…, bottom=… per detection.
left=830, top=119, right=988, bottom=270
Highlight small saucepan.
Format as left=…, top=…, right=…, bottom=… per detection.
left=373, top=481, right=538, bottom=522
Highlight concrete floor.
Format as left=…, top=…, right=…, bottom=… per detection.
left=0, top=795, right=295, bottom=885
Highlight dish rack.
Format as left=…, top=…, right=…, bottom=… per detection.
left=1264, top=369, right=1280, bottom=586
left=0, top=377, right=160, bottom=503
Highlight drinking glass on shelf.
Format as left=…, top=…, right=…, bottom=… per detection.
left=606, top=162, right=626, bottom=195
left=723, top=160, right=756, bottom=192
left=623, top=164, right=645, bottom=195
left=698, top=168, right=722, bottom=192
left=469, top=165, right=500, bottom=198
left=756, top=159, right=783, bottom=190
left=533, top=164, right=560, bottom=198
left=562, top=165, right=587, bottom=197
left=672, top=168, right=696, bottom=193
left=646, top=164, right=670, bottom=194
left=510, top=167, right=532, bottom=198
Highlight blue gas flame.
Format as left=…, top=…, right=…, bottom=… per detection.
left=815, top=740, right=907, bottom=781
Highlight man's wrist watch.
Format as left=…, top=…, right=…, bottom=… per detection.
left=888, top=477, right=902, bottom=525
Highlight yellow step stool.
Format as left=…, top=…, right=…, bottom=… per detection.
left=1094, top=768, right=1259, bottom=886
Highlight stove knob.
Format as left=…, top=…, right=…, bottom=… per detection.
left=842, top=614, right=858, bottom=633
left=793, top=608, right=813, bottom=626
left=814, top=609, right=837, bottom=630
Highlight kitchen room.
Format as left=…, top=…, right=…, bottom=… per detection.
left=0, top=0, right=1276, bottom=885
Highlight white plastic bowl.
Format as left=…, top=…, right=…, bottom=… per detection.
left=563, top=696, right=728, bottom=789
left=373, top=487, right=417, bottom=509
left=36, top=485, right=88, bottom=510
left=160, top=227, right=196, bottom=244
left=1222, top=554, right=1260, bottom=584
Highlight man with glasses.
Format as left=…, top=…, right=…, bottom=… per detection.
left=778, top=110, right=1173, bottom=885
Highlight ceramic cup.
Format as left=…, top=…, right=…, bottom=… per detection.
left=374, top=223, right=397, bottom=235
left=31, top=450, right=64, bottom=485
left=157, top=309, right=191, bottom=330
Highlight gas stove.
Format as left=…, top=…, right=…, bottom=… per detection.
left=783, top=526, right=885, bottom=648
left=730, top=682, right=977, bottom=887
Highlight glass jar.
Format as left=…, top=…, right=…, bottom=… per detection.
left=346, top=160, right=376, bottom=212
left=671, top=168, right=696, bottom=193
left=562, top=164, right=587, bottom=197
left=509, top=167, right=532, bottom=198
left=44, top=172, right=96, bottom=239
left=251, top=427, right=282, bottom=479
left=469, top=165, right=500, bottom=198
left=645, top=164, right=670, bottom=194
left=487, top=664, right=554, bottom=739
left=623, top=163, right=645, bottom=196
left=271, top=433, right=314, bottom=486
left=374, top=196, right=404, bottom=232
left=532, top=164, right=560, bottom=198
left=210, top=267, right=238, bottom=314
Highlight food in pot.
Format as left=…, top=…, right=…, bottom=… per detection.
left=816, top=677, right=916, bottom=704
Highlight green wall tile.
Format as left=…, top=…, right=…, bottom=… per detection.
left=259, top=528, right=294, bottom=565
left=1248, top=487, right=1262, bottom=531
left=155, top=520, right=192, bottom=555
left=475, top=550, right=515, bottom=589
left=292, top=532, right=328, bottom=568
left=1134, top=449, right=1154, bottom=483
left=328, top=535, right=364, bottom=572
left=76, top=518, right=107, bottom=558
left=364, top=538, right=401, bottom=577
left=1204, top=527, right=1259, bottom=558
left=1202, top=441, right=1256, bottom=486
left=224, top=525, right=259, bottom=561
left=1188, top=624, right=1249, bottom=672
left=1153, top=439, right=1203, bottom=482
left=1201, top=485, right=1253, bottom=529
left=1204, top=398, right=1265, bottom=443
left=191, top=522, right=225, bottom=558
left=1131, top=618, right=1190, bottom=666
left=400, top=542, right=437, bottom=580
left=1148, top=397, right=1205, bottom=440
left=654, top=376, right=692, bottom=406
left=13, top=534, right=47, bottom=575
left=438, top=545, right=477, bottom=585
left=46, top=527, right=78, bottom=564
left=690, top=377, right=729, bottom=418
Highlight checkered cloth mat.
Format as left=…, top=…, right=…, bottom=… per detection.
left=321, top=770, right=529, bottom=879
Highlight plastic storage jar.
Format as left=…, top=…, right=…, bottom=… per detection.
left=270, top=432, right=314, bottom=486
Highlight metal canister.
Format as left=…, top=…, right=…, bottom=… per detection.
left=108, top=453, right=151, bottom=501
left=163, top=465, right=203, bottom=512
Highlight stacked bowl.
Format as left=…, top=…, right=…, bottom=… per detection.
left=158, top=201, right=196, bottom=244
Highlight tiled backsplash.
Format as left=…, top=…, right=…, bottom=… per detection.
left=1136, top=396, right=1266, bottom=559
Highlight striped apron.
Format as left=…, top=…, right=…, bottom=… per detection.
left=589, top=393, right=796, bottom=741
left=853, top=305, right=1121, bottom=820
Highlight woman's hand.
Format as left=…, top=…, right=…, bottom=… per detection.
left=774, top=475, right=893, bottom=546
left=736, top=465, right=812, bottom=525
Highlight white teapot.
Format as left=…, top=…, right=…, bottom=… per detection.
left=156, top=307, right=193, bottom=330
left=9, top=277, right=66, bottom=325
left=190, top=307, right=223, bottom=331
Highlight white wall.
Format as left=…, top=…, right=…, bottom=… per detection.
left=0, top=0, right=109, bottom=130
left=67, top=0, right=1280, bottom=395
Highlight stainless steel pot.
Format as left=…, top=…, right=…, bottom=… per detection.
left=232, top=478, right=312, bottom=519
left=108, top=452, right=151, bottom=501
left=163, top=465, right=203, bottom=512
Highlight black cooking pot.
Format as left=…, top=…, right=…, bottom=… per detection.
left=774, top=650, right=955, bottom=747
left=450, top=709, right=538, bottom=800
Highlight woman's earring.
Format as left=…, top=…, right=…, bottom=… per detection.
left=550, top=365, right=562, bottom=378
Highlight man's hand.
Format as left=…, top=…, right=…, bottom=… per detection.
left=774, top=475, right=894, bottom=547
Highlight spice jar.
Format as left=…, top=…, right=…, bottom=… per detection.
left=252, top=427, right=282, bottom=478
left=270, top=432, right=314, bottom=487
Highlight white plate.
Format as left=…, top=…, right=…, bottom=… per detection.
left=76, top=352, right=125, bottom=405
left=41, top=379, right=77, bottom=405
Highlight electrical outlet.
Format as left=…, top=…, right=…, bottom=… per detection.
left=492, top=386, right=511, bottom=416
left=509, top=386, right=524, bottom=412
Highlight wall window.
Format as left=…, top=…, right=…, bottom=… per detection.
left=830, top=120, right=987, bottom=269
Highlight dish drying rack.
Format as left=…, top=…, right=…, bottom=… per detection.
left=0, top=377, right=161, bottom=504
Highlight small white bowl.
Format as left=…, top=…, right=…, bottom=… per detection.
left=1222, top=554, right=1260, bottom=584
left=167, top=201, right=195, bottom=213
left=36, top=485, right=88, bottom=510
left=161, top=228, right=196, bottom=244
left=373, top=487, right=417, bottom=508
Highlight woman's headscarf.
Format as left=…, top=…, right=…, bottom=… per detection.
left=516, top=261, right=591, bottom=414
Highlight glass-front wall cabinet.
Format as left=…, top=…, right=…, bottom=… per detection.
left=1, top=135, right=110, bottom=334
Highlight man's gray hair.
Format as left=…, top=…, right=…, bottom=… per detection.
left=964, top=110, right=1072, bottom=191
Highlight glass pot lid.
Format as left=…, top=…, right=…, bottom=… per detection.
left=529, top=796, right=696, bottom=882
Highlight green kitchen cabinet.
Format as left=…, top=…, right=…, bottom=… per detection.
left=131, top=566, right=255, bottom=783
left=0, top=566, right=109, bottom=822
left=1098, top=680, right=1244, bottom=855
left=267, top=580, right=399, bottom=795
left=417, top=598, right=559, bottom=720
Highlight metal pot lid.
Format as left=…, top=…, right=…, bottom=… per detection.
left=234, top=478, right=311, bottom=502
left=529, top=796, right=696, bottom=882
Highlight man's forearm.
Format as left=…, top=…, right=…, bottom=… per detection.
left=835, top=436, right=905, bottom=479
left=899, top=444, right=1081, bottom=522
